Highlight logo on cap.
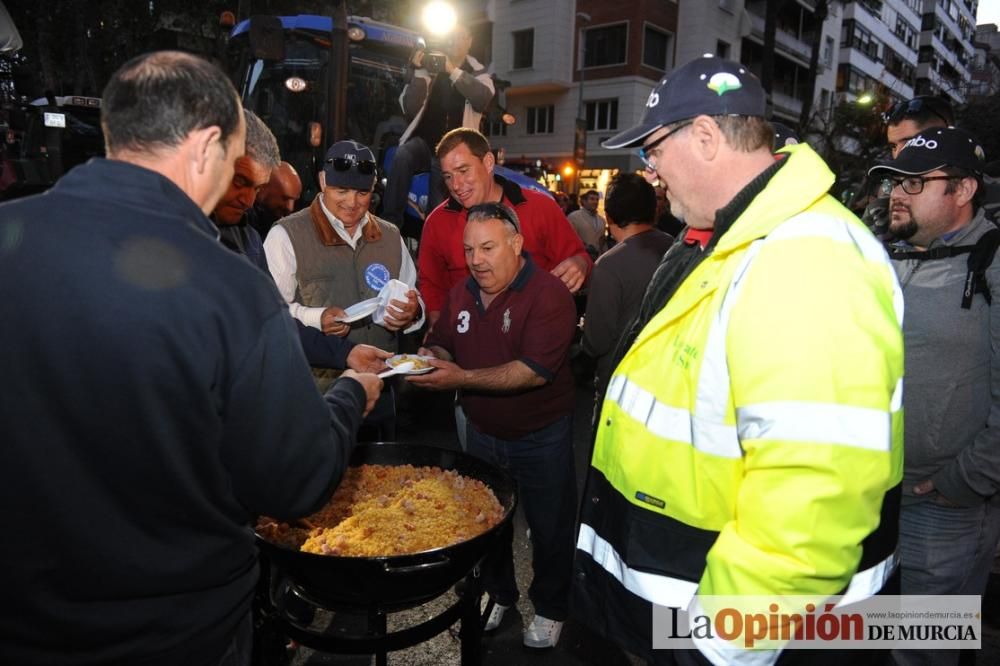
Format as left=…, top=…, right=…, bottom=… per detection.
left=707, top=72, right=742, bottom=96
left=905, top=136, right=938, bottom=150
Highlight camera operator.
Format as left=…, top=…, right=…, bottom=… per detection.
left=381, top=24, right=494, bottom=234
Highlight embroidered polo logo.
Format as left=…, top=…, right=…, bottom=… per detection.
left=457, top=310, right=470, bottom=333
left=364, top=263, right=390, bottom=291
left=502, top=308, right=511, bottom=333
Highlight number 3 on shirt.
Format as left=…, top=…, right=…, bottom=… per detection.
left=457, top=310, right=470, bottom=333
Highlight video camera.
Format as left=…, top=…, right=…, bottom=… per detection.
left=421, top=33, right=455, bottom=75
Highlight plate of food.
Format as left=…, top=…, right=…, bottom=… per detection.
left=385, top=354, right=437, bottom=375
left=335, top=297, right=380, bottom=323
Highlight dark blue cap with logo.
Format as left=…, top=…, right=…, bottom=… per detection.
left=323, top=140, right=378, bottom=191
left=867, top=127, right=986, bottom=177
left=602, top=54, right=767, bottom=149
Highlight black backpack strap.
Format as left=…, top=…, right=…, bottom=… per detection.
left=886, top=231, right=1000, bottom=309
left=962, top=228, right=1000, bottom=309
left=885, top=245, right=974, bottom=261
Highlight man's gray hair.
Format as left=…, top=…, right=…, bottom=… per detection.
left=243, top=109, right=280, bottom=169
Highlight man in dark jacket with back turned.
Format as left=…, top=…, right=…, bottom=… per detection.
left=0, top=51, right=381, bottom=666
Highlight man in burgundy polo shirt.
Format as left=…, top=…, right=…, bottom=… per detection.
left=408, top=202, right=577, bottom=650
left=417, top=128, right=592, bottom=327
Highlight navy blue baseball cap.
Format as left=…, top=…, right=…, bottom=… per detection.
left=602, top=54, right=767, bottom=149
left=323, top=140, right=378, bottom=191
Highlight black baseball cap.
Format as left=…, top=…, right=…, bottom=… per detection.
left=771, top=122, right=800, bottom=150
left=867, top=127, right=986, bottom=177
left=322, top=140, right=378, bottom=191
left=602, top=54, right=767, bottom=150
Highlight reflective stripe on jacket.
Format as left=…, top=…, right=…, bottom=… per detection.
left=576, top=144, right=904, bottom=662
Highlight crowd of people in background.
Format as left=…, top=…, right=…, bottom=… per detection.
left=4, top=39, right=1000, bottom=666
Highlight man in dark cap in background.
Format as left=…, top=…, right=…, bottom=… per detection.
left=870, top=127, right=1000, bottom=666
left=265, top=139, right=423, bottom=436
left=863, top=95, right=956, bottom=237
left=573, top=54, right=904, bottom=665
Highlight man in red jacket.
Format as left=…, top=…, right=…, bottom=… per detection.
left=417, top=128, right=592, bottom=326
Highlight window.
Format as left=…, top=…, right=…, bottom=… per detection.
left=526, top=105, right=555, bottom=134
left=716, top=40, right=731, bottom=59
left=895, top=16, right=917, bottom=50
left=585, top=99, right=619, bottom=132
left=512, top=29, right=534, bottom=69
left=836, top=64, right=878, bottom=94
left=583, top=24, right=627, bottom=68
left=841, top=19, right=882, bottom=62
left=643, top=26, right=672, bottom=70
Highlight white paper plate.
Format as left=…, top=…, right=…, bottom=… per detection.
left=385, top=354, right=437, bottom=375
left=335, top=297, right=380, bottom=323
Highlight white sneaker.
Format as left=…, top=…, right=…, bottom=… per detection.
left=483, top=600, right=509, bottom=632
left=523, top=614, right=563, bottom=648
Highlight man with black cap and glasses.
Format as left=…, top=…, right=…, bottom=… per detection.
left=870, top=127, right=1000, bottom=666
left=863, top=96, right=954, bottom=236
left=264, top=139, right=424, bottom=397
left=572, top=54, right=904, bottom=665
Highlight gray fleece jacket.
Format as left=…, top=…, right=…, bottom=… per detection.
left=892, top=208, right=1000, bottom=506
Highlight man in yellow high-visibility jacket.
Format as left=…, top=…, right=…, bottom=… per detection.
left=573, top=55, right=904, bottom=666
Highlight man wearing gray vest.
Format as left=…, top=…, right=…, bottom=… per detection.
left=264, top=140, right=424, bottom=393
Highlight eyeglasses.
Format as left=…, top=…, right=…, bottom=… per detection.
left=879, top=175, right=956, bottom=196
left=326, top=157, right=377, bottom=175
left=882, top=97, right=951, bottom=127
left=468, top=202, right=520, bottom=232
left=638, top=121, right=693, bottom=168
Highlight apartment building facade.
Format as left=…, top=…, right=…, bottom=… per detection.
left=488, top=0, right=678, bottom=189
left=480, top=0, right=979, bottom=190
left=915, top=0, right=977, bottom=104
left=971, top=22, right=1000, bottom=97
left=740, top=0, right=842, bottom=123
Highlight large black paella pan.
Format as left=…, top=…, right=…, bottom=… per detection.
left=255, top=442, right=517, bottom=612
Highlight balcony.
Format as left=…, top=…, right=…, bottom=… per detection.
left=746, top=11, right=812, bottom=66
left=917, top=66, right=966, bottom=104
left=771, top=90, right=804, bottom=118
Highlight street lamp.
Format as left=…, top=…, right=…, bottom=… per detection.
left=422, top=1, right=457, bottom=37
left=574, top=12, right=591, bottom=194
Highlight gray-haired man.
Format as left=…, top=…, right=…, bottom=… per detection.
left=212, top=108, right=280, bottom=270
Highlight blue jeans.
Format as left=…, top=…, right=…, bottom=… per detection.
left=466, top=414, right=577, bottom=621
left=894, top=496, right=1000, bottom=666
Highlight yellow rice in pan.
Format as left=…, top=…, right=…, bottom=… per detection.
left=261, top=464, right=504, bottom=557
